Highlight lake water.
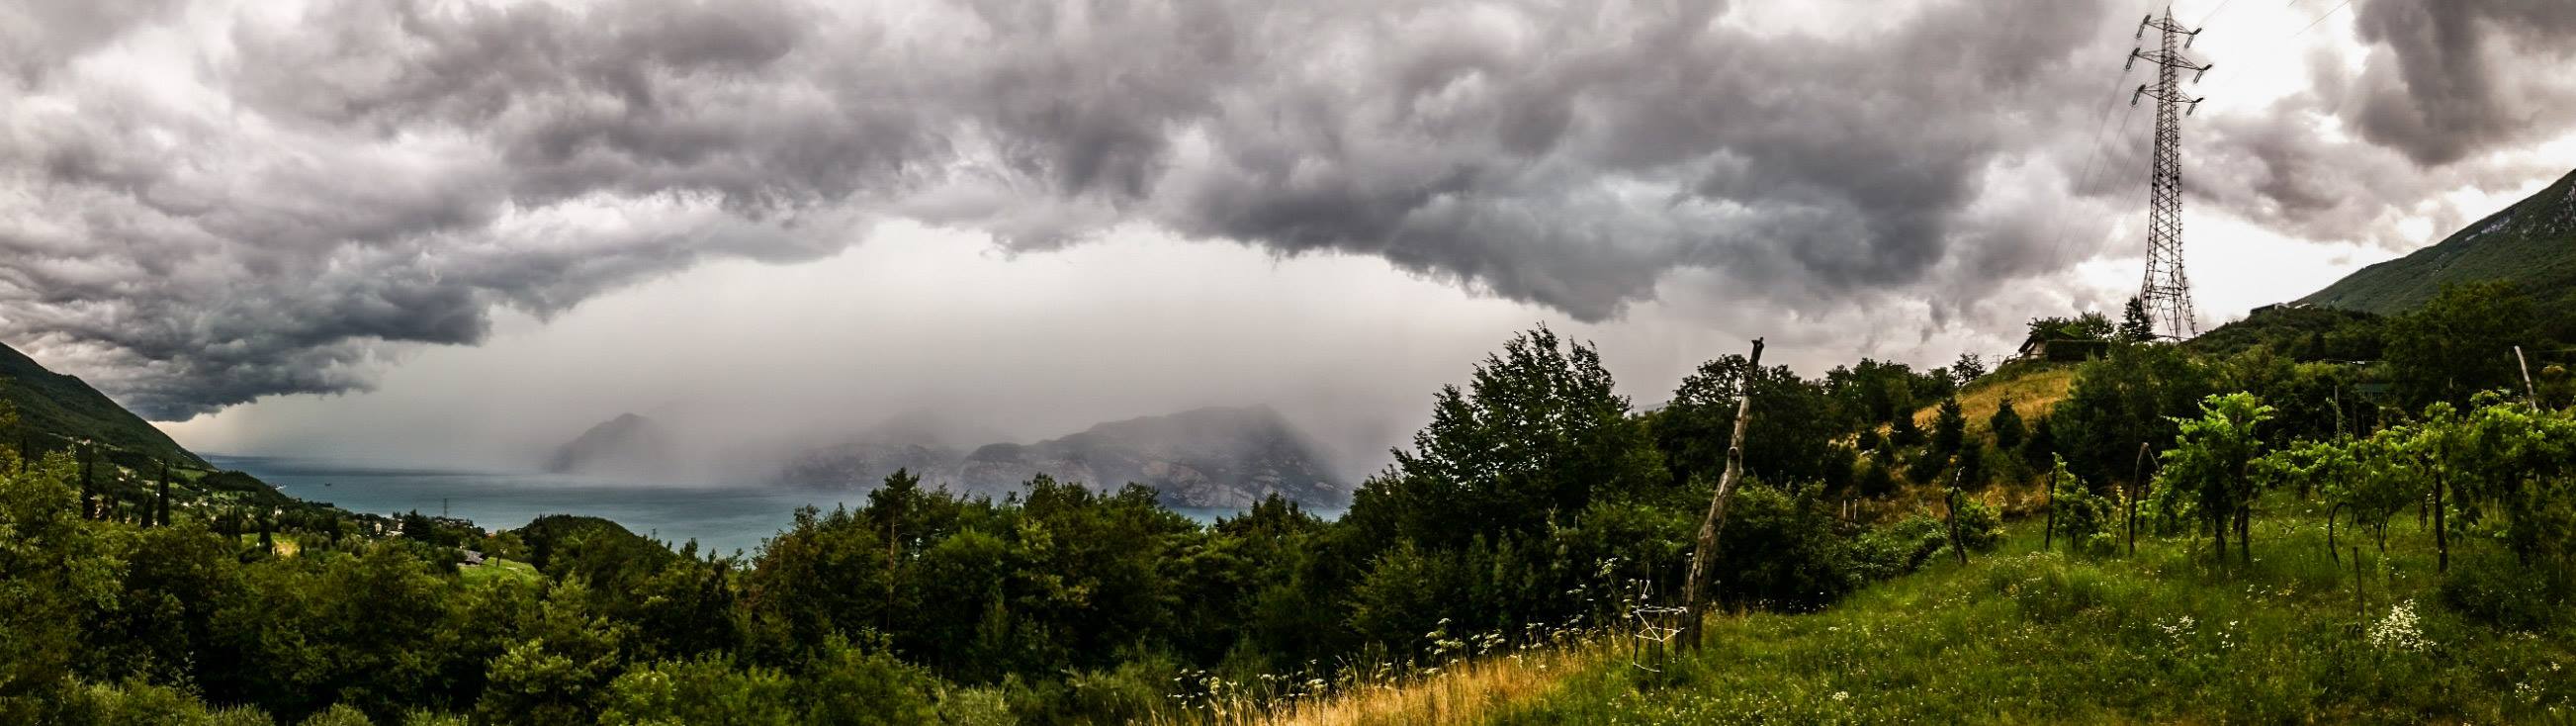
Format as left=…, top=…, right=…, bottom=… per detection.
left=208, top=455, right=1310, bottom=557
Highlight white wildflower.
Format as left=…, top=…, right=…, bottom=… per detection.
left=2365, top=599, right=2433, bottom=653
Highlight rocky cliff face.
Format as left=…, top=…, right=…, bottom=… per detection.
left=780, top=406, right=1347, bottom=508
left=546, top=413, right=675, bottom=479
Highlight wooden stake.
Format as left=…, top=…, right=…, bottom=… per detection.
left=2044, top=458, right=2056, bottom=552
left=1679, top=337, right=1763, bottom=651
left=2516, top=345, right=2536, bottom=405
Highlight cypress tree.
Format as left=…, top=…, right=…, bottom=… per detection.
left=78, top=442, right=94, bottom=519
left=156, top=462, right=171, bottom=528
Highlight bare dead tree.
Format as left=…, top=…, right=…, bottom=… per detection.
left=1678, top=337, right=1762, bottom=651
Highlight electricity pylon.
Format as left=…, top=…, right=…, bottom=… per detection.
left=2128, top=9, right=2211, bottom=339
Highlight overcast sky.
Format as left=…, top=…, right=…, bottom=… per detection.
left=5, top=0, right=2573, bottom=476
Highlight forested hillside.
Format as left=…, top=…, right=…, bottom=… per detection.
left=2299, top=167, right=2576, bottom=318
left=0, top=341, right=207, bottom=468
left=3, top=283, right=2572, bottom=724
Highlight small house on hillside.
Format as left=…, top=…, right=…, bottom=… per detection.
left=2016, top=334, right=2108, bottom=362
left=2018, top=313, right=2116, bottom=362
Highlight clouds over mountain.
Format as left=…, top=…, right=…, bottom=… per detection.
left=0, top=0, right=2568, bottom=418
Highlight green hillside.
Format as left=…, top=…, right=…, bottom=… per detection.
left=0, top=341, right=208, bottom=469
left=2299, top=167, right=2576, bottom=315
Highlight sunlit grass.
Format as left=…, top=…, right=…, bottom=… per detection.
left=1152, top=632, right=1639, bottom=726
left=1913, top=361, right=2077, bottom=436
left=1499, top=501, right=2576, bottom=724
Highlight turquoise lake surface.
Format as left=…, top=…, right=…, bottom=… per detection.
left=209, top=455, right=1300, bottom=556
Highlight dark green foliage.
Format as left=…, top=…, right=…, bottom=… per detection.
left=2052, top=342, right=2213, bottom=489
left=1948, top=498, right=2003, bottom=554
left=0, top=344, right=208, bottom=468
left=1655, top=355, right=1849, bottom=493
left=1707, top=483, right=1862, bottom=612
left=2019, top=413, right=2059, bottom=473
left=1822, top=358, right=1952, bottom=431
left=2027, top=312, right=2115, bottom=345
left=1990, top=397, right=2025, bottom=452
left=2186, top=306, right=2386, bottom=362
left=1850, top=514, right=1948, bottom=582
left=2118, top=296, right=2155, bottom=343
left=1931, top=398, right=1966, bottom=455
left=1950, top=353, right=1987, bottom=384
left=1890, top=412, right=1925, bottom=449
left=1857, top=453, right=1899, bottom=499
left=1347, top=326, right=1662, bottom=551
left=2386, top=281, right=2541, bottom=408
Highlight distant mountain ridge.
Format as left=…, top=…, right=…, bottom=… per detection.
left=779, top=406, right=1347, bottom=508
left=2298, top=167, right=2576, bottom=315
left=0, top=341, right=208, bottom=468
left=547, top=412, right=676, bottom=478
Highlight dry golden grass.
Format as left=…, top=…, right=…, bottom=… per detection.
left=1911, top=361, right=2077, bottom=438
left=1161, top=636, right=1638, bottom=726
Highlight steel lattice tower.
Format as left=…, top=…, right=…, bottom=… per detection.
left=2128, top=9, right=2211, bottom=339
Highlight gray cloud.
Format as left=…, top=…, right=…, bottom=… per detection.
left=2348, top=0, right=2576, bottom=166
left=0, top=0, right=2568, bottom=419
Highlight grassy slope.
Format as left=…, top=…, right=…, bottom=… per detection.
left=460, top=558, right=543, bottom=587
left=2297, top=167, right=2576, bottom=316
left=1498, top=502, right=2575, bottom=724
left=0, top=342, right=208, bottom=468
left=1911, top=360, right=2077, bottom=439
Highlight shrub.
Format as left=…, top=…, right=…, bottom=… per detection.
left=597, top=658, right=797, bottom=726
left=1711, top=483, right=1863, bottom=612
left=2439, top=552, right=2569, bottom=630
left=1853, top=514, right=1948, bottom=582
left=1950, top=499, right=2003, bottom=554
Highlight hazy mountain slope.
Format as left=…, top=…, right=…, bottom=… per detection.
left=546, top=413, right=676, bottom=477
left=0, top=341, right=208, bottom=468
left=775, top=440, right=961, bottom=489
left=955, top=406, right=1345, bottom=507
left=2298, top=167, right=2576, bottom=315
left=784, top=406, right=1348, bottom=508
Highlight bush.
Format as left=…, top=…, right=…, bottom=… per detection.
left=597, top=658, right=796, bottom=726
left=800, top=637, right=944, bottom=725
left=48, top=680, right=277, bottom=726
left=1853, top=514, right=1948, bottom=582
left=1711, top=483, right=1863, bottom=612
left=2046, top=459, right=2116, bottom=553
left=1950, top=499, right=2003, bottom=554
left=2438, top=552, right=2569, bottom=630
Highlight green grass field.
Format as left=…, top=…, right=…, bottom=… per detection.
left=459, top=557, right=542, bottom=587
left=1497, top=499, right=2576, bottom=724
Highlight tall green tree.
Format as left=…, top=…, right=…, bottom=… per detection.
left=2388, top=281, right=2538, bottom=408
left=1657, top=354, right=1849, bottom=492
left=2054, top=342, right=2212, bottom=490
left=2117, top=296, right=2156, bottom=343
left=1347, top=326, right=1662, bottom=551
left=1930, top=398, right=1967, bottom=456
left=1990, top=397, right=2026, bottom=452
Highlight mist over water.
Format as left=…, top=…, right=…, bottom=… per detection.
left=213, top=454, right=1332, bottom=556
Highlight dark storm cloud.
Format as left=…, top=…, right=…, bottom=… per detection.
left=0, top=0, right=2562, bottom=419
left=2347, top=0, right=2576, bottom=166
